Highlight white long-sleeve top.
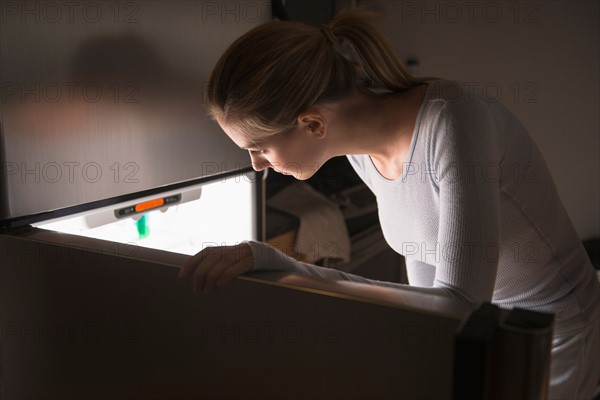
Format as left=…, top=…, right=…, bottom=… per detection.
left=248, top=79, right=600, bottom=335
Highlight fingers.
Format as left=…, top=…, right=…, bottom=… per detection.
left=192, top=248, right=226, bottom=294
left=179, top=247, right=211, bottom=278
left=179, top=244, right=253, bottom=294
left=179, top=254, right=197, bottom=279
left=206, top=256, right=252, bottom=293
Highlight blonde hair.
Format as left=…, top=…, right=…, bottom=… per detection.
left=207, top=8, right=428, bottom=142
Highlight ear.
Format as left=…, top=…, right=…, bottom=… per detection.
left=297, top=109, right=327, bottom=139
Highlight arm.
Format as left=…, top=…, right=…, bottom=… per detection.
left=426, top=100, right=502, bottom=303
left=245, top=239, right=405, bottom=287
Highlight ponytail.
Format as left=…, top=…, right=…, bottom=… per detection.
left=325, top=9, right=428, bottom=92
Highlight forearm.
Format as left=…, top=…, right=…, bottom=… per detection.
left=245, top=240, right=375, bottom=282
left=244, top=240, right=469, bottom=301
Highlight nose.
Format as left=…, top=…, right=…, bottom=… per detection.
left=249, top=152, right=270, bottom=171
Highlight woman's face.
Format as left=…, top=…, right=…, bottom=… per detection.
left=219, top=118, right=329, bottom=180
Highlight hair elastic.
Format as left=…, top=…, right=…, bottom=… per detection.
left=320, top=25, right=338, bottom=45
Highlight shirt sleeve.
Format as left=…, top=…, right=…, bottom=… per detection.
left=426, top=98, right=503, bottom=303
left=244, top=240, right=482, bottom=300
left=244, top=240, right=406, bottom=288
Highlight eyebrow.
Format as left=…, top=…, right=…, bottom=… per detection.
left=240, top=140, right=262, bottom=151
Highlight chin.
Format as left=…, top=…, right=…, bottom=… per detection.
left=273, top=169, right=308, bottom=180
left=277, top=171, right=307, bottom=180
left=275, top=164, right=321, bottom=180
left=297, top=170, right=319, bottom=180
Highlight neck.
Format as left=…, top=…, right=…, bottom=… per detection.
left=322, top=85, right=426, bottom=179
left=329, top=85, right=426, bottom=166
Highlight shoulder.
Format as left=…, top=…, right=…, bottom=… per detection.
left=424, top=80, right=489, bottom=120
left=426, top=79, right=511, bottom=119
left=426, top=79, right=485, bottom=104
left=421, top=80, right=507, bottom=167
left=423, top=79, right=507, bottom=137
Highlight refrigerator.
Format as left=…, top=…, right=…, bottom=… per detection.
left=0, top=1, right=553, bottom=399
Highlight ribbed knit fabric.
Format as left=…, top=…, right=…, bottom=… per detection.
left=346, top=80, right=600, bottom=333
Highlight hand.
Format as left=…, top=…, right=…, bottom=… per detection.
left=179, top=243, right=254, bottom=294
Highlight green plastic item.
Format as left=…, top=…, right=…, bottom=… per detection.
left=136, top=214, right=150, bottom=238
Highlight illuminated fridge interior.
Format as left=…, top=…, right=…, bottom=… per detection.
left=34, top=170, right=259, bottom=255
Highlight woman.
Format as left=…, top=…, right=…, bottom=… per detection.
left=179, top=9, right=600, bottom=399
